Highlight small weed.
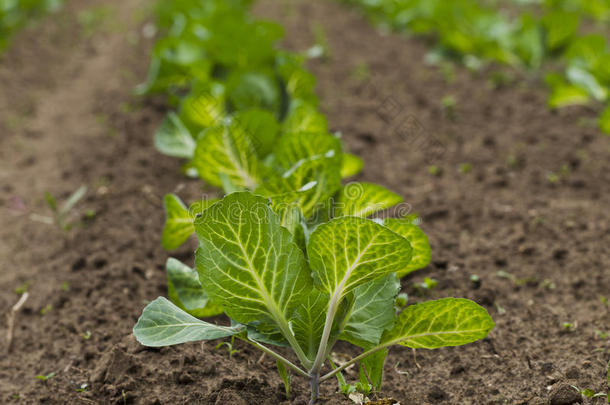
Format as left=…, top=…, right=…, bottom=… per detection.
left=14, top=281, right=31, bottom=295
left=306, top=23, right=331, bottom=61
left=35, top=372, right=56, bottom=381
left=595, top=330, right=609, bottom=340
left=395, top=293, right=408, bottom=308
left=36, top=185, right=88, bottom=231
left=215, top=336, right=239, bottom=358
left=61, top=282, right=69, bottom=292
left=571, top=385, right=607, bottom=399
left=40, top=304, right=53, bottom=316
left=76, top=383, right=88, bottom=392
left=459, top=163, right=473, bottom=174
left=82, top=330, right=92, bottom=340
left=428, top=165, right=442, bottom=176
left=561, top=322, right=576, bottom=331
left=470, top=274, right=481, bottom=289
left=414, top=277, right=438, bottom=295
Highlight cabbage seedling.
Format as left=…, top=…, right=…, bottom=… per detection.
left=135, top=192, right=494, bottom=403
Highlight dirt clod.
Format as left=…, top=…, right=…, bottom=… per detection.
left=549, top=383, right=581, bottom=405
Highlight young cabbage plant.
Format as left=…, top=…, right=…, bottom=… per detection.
left=135, top=192, right=494, bottom=403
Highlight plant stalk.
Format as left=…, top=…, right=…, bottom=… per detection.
left=239, top=337, right=309, bottom=378
left=309, top=292, right=340, bottom=375
left=319, top=343, right=389, bottom=382
left=309, top=373, right=320, bottom=405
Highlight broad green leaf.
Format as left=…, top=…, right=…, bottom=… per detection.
left=260, top=132, right=342, bottom=218
left=167, top=258, right=223, bottom=318
left=272, top=131, right=342, bottom=171
left=360, top=348, right=387, bottom=391
left=381, top=298, right=494, bottom=349
left=193, top=124, right=261, bottom=190
left=247, top=322, right=289, bottom=347
left=340, top=274, right=400, bottom=348
left=566, top=65, right=608, bottom=102
left=154, top=112, right=195, bottom=159
left=268, top=192, right=306, bottom=247
left=335, top=182, right=403, bottom=218
left=162, top=195, right=218, bottom=250
left=194, top=192, right=312, bottom=327
left=283, top=102, right=328, bottom=134
left=292, top=290, right=329, bottom=360
left=340, top=153, right=363, bottom=178
left=180, top=83, right=225, bottom=130
left=227, top=71, right=280, bottom=112
left=232, top=108, right=280, bottom=158
left=546, top=76, right=590, bottom=108
left=277, top=52, right=319, bottom=106
left=542, top=11, right=579, bottom=51
left=133, top=297, right=244, bottom=347
left=307, top=216, right=412, bottom=298
left=259, top=161, right=340, bottom=219
left=384, top=217, right=431, bottom=277
left=162, top=194, right=194, bottom=250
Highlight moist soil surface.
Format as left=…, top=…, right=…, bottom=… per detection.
left=1, top=0, right=608, bottom=404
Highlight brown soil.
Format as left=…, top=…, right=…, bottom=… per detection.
left=1, top=0, right=608, bottom=404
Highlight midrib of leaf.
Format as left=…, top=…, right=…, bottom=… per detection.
left=311, top=230, right=377, bottom=374
left=224, top=127, right=258, bottom=189
left=384, top=328, right=493, bottom=345
left=222, top=211, right=312, bottom=368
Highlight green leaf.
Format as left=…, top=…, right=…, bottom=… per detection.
left=227, top=71, right=280, bottom=112
left=154, top=112, right=195, bottom=159
left=292, top=290, right=329, bottom=360
left=542, top=11, right=580, bottom=51
left=260, top=132, right=342, bottom=218
left=133, top=297, right=244, bottom=347
left=566, top=65, right=608, bottom=102
left=546, top=73, right=590, bottom=108
left=340, top=274, right=400, bottom=348
left=44, top=192, right=57, bottom=212
left=162, top=194, right=194, bottom=250
left=193, top=124, right=262, bottom=190
left=180, top=83, right=225, bottom=130
left=360, top=348, right=387, bottom=391
left=335, top=182, right=403, bottom=218
left=232, top=108, right=280, bottom=158
left=61, top=185, right=88, bottom=215
left=272, top=131, right=342, bottom=171
left=276, top=360, right=291, bottom=399
left=283, top=102, right=328, bottom=134
left=383, top=217, right=431, bottom=277
left=340, top=153, right=363, bottom=178
left=268, top=192, right=306, bottom=246
left=194, top=192, right=312, bottom=328
left=307, top=216, right=412, bottom=298
left=381, top=298, right=494, bottom=349
left=167, top=258, right=223, bottom=318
